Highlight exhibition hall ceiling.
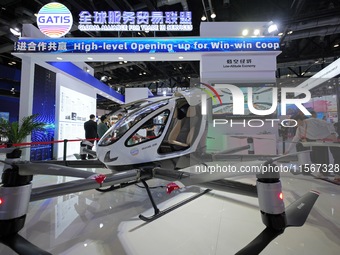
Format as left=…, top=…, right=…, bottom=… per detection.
left=0, top=0, right=340, bottom=109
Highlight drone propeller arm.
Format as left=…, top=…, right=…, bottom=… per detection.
left=30, top=170, right=139, bottom=201
left=16, top=163, right=95, bottom=178
left=214, top=145, right=250, bottom=155
left=160, top=160, right=266, bottom=191
left=160, top=150, right=310, bottom=193
left=1, top=233, right=52, bottom=255
left=83, top=148, right=97, bottom=156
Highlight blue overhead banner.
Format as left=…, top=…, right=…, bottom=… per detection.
left=14, top=37, right=280, bottom=54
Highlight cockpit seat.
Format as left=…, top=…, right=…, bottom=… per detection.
left=168, top=105, right=198, bottom=149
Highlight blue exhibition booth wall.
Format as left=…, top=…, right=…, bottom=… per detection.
left=0, top=64, right=21, bottom=123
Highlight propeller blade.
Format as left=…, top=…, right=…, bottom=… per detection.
left=1, top=233, right=51, bottom=255
left=235, top=227, right=283, bottom=255
left=16, top=162, right=94, bottom=178
left=229, top=136, right=274, bottom=140
left=301, top=141, right=340, bottom=148
left=286, top=190, right=320, bottom=227
left=83, top=148, right=97, bottom=157
left=265, top=150, right=312, bottom=164
left=0, top=147, right=30, bottom=154
left=236, top=190, right=319, bottom=255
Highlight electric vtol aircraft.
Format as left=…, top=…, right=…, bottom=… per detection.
left=97, top=88, right=208, bottom=171
left=0, top=87, right=326, bottom=255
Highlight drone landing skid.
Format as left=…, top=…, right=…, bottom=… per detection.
left=139, top=179, right=211, bottom=222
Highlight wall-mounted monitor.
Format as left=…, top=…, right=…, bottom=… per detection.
left=211, top=83, right=276, bottom=118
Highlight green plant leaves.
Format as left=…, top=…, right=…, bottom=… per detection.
left=0, top=114, right=45, bottom=144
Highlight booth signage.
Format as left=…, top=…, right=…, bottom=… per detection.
left=202, top=55, right=277, bottom=72
left=37, top=2, right=73, bottom=38
left=78, top=11, right=193, bottom=32
left=14, top=37, right=280, bottom=54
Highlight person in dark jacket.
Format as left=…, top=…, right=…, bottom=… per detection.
left=82, top=114, right=97, bottom=159
left=97, top=115, right=109, bottom=138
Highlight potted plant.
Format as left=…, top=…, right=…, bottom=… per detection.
left=0, top=114, right=45, bottom=158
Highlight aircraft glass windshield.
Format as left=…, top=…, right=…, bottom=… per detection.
left=98, top=100, right=169, bottom=146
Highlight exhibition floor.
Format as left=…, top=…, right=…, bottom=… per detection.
left=0, top=161, right=339, bottom=255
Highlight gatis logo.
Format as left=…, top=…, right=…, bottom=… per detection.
left=37, top=2, right=73, bottom=38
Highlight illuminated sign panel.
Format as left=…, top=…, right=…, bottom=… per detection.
left=78, top=11, right=193, bottom=32
left=14, top=37, right=280, bottom=54
left=37, top=2, right=73, bottom=38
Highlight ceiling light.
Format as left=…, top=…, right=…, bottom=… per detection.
left=143, top=72, right=146, bottom=75
left=179, top=66, right=183, bottom=69
left=87, top=57, right=93, bottom=60
left=201, top=15, right=207, bottom=21
left=287, top=30, right=293, bottom=34
left=100, top=76, right=108, bottom=82
left=253, top=29, right=260, bottom=36
left=11, top=61, right=16, bottom=64
left=119, top=61, right=123, bottom=64
left=145, top=30, right=149, bottom=33
left=10, top=27, right=21, bottom=36
left=210, top=13, right=216, bottom=19
left=118, top=57, right=123, bottom=60
left=150, top=56, right=155, bottom=60
left=267, top=24, right=278, bottom=33
left=242, top=29, right=249, bottom=36
left=56, top=57, right=63, bottom=60
left=139, top=73, right=142, bottom=75
left=8, top=62, right=13, bottom=65
left=334, top=43, right=339, bottom=48
left=278, top=32, right=283, bottom=36
left=123, top=61, right=127, bottom=63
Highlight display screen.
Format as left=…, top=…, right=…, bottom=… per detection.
left=212, top=83, right=276, bottom=118
left=281, top=95, right=338, bottom=123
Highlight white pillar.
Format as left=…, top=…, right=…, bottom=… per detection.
left=19, top=57, right=35, bottom=160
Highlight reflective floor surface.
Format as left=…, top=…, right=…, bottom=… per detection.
left=0, top=161, right=339, bottom=255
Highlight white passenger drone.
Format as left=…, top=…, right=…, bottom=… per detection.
left=0, top=87, right=328, bottom=255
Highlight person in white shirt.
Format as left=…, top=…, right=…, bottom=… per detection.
left=286, top=115, right=337, bottom=152
left=286, top=115, right=339, bottom=180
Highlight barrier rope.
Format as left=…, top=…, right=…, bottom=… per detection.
left=0, top=138, right=100, bottom=148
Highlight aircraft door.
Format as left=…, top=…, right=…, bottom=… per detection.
left=125, top=110, right=170, bottom=146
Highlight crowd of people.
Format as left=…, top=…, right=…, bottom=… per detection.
left=81, top=113, right=122, bottom=159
